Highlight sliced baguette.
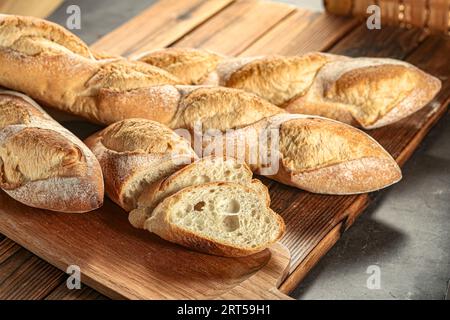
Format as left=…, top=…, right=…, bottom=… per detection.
left=129, top=156, right=268, bottom=229
left=84, top=118, right=198, bottom=211
left=146, top=181, right=284, bottom=257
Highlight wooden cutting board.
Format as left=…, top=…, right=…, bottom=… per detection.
left=0, top=191, right=291, bottom=299
left=0, top=0, right=449, bottom=299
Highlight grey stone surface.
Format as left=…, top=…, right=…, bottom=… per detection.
left=48, top=0, right=449, bottom=300
left=292, top=113, right=450, bottom=299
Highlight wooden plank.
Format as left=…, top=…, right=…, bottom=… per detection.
left=173, top=0, right=296, bottom=56
left=45, top=282, right=107, bottom=300
left=240, top=9, right=359, bottom=56
left=0, top=254, right=64, bottom=299
left=0, top=0, right=62, bottom=18
left=0, top=192, right=291, bottom=299
left=91, top=0, right=235, bottom=56
left=0, top=238, right=67, bottom=299
left=0, top=238, right=22, bottom=265
left=329, top=25, right=428, bottom=58
left=279, top=223, right=342, bottom=293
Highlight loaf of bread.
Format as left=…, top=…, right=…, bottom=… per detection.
left=100, top=84, right=401, bottom=194
left=196, top=113, right=402, bottom=194
left=137, top=49, right=441, bottom=129
left=129, top=156, right=268, bottom=229
left=0, top=90, right=104, bottom=212
left=0, top=15, right=180, bottom=125
left=84, top=118, right=198, bottom=211
left=86, top=121, right=284, bottom=257
left=146, top=181, right=284, bottom=257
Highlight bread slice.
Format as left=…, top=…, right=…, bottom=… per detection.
left=129, top=156, right=268, bottom=228
left=146, top=182, right=284, bottom=257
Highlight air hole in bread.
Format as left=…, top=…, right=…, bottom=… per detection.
left=222, top=215, right=240, bottom=232
left=194, top=201, right=205, bottom=211
left=224, top=199, right=240, bottom=214
left=191, top=175, right=211, bottom=184
left=224, top=170, right=231, bottom=177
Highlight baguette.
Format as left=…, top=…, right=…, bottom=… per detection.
left=0, top=16, right=285, bottom=127
left=0, top=90, right=104, bottom=212
left=197, top=113, right=402, bottom=194
left=137, top=49, right=441, bottom=129
left=0, top=14, right=180, bottom=125
left=84, top=118, right=198, bottom=211
left=129, top=156, right=267, bottom=229
left=132, top=48, right=225, bottom=85
left=108, top=85, right=401, bottom=194
left=146, top=181, right=284, bottom=257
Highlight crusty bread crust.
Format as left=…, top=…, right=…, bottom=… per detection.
left=132, top=48, right=225, bottom=85
left=146, top=182, right=285, bottom=257
left=286, top=56, right=442, bottom=129
left=137, top=48, right=441, bottom=129
left=0, top=90, right=104, bottom=212
left=84, top=119, right=198, bottom=211
left=167, top=85, right=285, bottom=131
left=0, top=14, right=180, bottom=125
left=199, top=113, right=402, bottom=194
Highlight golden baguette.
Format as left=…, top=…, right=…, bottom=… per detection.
left=136, top=48, right=441, bottom=129
left=0, top=14, right=179, bottom=125
left=0, top=90, right=104, bottom=212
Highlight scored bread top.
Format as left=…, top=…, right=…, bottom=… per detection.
left=86, top=59, right=179, bottom=93
left=169, top=86, right=285, bottom=131
left=85, top=118, right=198, bottom=211
left=0, top=90, right=104, bottom=212
left=101, top=118, right=194, bottom=155
left=209, top=114, right=402, bottom=194
left=215, top=52, right=335, bottom=106
left=134, top=48, right=225, bottom=85
left=0, top=128, right=86, bottom=190
left=0, top=15, right=181, bottom=125
left=279, top=117, right=388, bottom=172
left=135, top=48, right=440, bottom=129
left=0, top=14, right=92, bottom=57
left=0, top=94, right=40, bottom=128
left=293, top=57, right=442, bottom=128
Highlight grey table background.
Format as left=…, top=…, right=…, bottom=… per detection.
left=49, top=0, right=450, bottom=300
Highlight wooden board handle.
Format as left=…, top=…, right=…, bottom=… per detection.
left=218, top=243, right=293, bottom=300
